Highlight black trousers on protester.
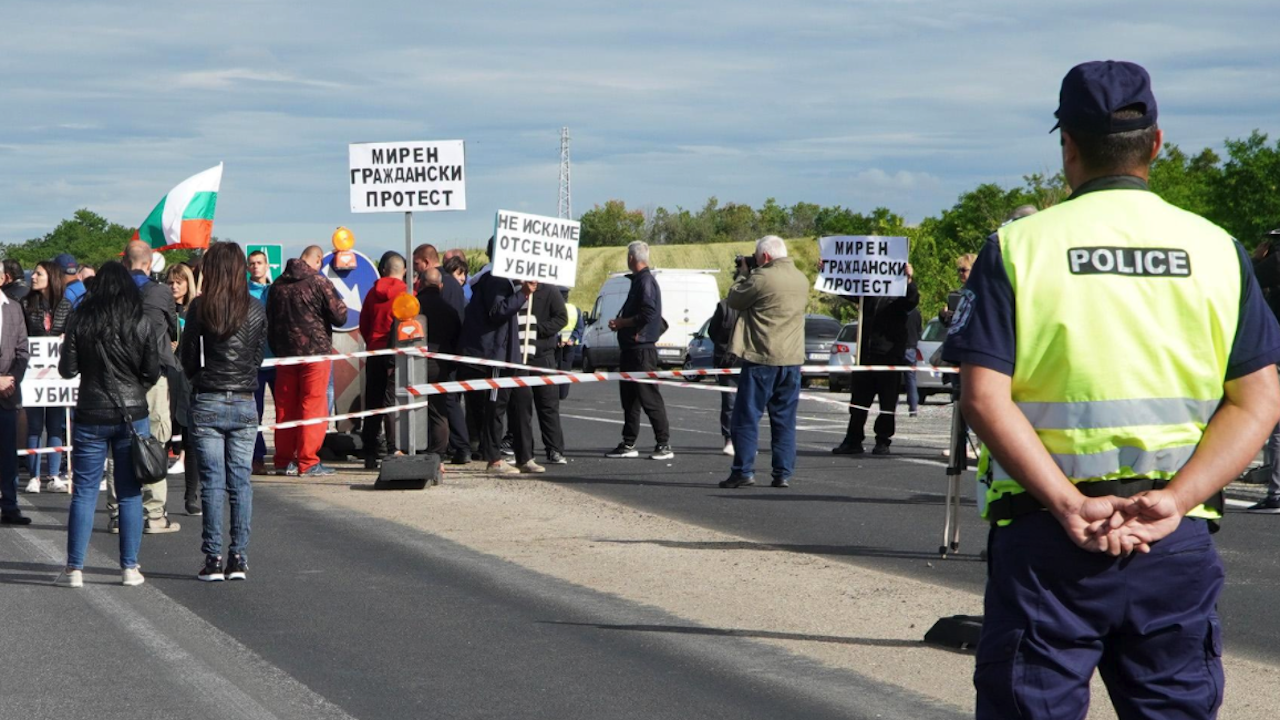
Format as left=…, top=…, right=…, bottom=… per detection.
left=845, top=355, right=901, bottom=447
left=526, top=353, right=565, bottom=457
left=425, top=359, right=449, bottom=456
left=619, top=346, right=670, bottom=446
left=458, top=365, right=532, bottom=464
left=362, top=355, right=398, bottom=459
left=557, top=345, right=574, bottom=400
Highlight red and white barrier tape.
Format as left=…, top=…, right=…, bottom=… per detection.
left=18, top=445, right=71, bottom=457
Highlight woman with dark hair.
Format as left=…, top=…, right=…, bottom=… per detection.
left=180, top=242, right=265, bottom=582
left=22, top=260, right=72, bottom=493
left=56, top=261, right=159, bottom=588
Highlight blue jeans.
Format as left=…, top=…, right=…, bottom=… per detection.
left=67, top=418, right=147, bottom=570
left=25, top=405, right=67, bottom=477
left=730, top=363, right=800, bottom=480
left=0, top=409, right=19, bottom=516
left=192, top=392, right=256, bottom=561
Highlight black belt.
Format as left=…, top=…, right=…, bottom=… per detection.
left=987, top=478, right=1224, bottom=526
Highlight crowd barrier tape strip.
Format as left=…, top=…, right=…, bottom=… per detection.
left=17, top=445, right=71, bottom=457
left=260, top=344, right=959, bottom=376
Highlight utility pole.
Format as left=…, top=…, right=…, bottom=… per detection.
left=558, top=127, right=572, bottom=220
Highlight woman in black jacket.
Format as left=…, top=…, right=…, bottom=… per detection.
left=56, top=262, right=160, bottom=588
left=22, top=260, right=73, bottom=492
left=180, top=242, right=266, bottom=582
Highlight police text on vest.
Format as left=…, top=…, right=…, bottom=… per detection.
left=1067, top=247, right=1191, bottom=277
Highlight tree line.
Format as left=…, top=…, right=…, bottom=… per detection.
left=579, top=130, right=1280, bottom=313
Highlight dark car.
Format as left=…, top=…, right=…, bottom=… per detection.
left=683, top=317, right=715, bottom=376
left=801, top=314, right=843, bottom=388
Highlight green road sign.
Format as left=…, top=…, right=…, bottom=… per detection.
left=245, top=244, right=284, bottom=281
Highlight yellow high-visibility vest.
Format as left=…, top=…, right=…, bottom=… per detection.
left=980, top=188, right=1242, bottom=523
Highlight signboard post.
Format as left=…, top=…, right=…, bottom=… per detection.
left=245, top=243, right=284, bottom=280
left=348, top=139, right=467, bottom=274
left=815, top=235, right=910, bottom=365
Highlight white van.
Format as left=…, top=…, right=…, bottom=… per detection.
left=582, top=269, right=721, bottom=371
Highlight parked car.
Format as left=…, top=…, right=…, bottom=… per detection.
left=913, top=317, right=949, bottom=401
left=582, top=269, right=721, bottom=371
left=801, top=314, right=843, bottom=388
left=827, top=322, right=857, bottom=393
left=683, top=317, right=715, bottom=375
left=827, top=318, right=950, bottom=400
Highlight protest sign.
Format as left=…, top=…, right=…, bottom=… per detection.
left=492, top=210, right=581, bottom=287
left=815, top=235, right=910, bottom=297
left=349, top=140, right=466, bottom=213
left=22, top=337, right=78, bottom=407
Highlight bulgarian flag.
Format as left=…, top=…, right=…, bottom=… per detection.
left=132, top=163, right=223, bottom=250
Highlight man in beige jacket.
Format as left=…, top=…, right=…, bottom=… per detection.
left=719, top=236, right=810, bottom=488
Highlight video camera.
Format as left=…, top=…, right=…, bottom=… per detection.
left=734, top=253, right=758, bottom=274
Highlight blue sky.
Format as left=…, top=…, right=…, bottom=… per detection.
left=3, top=1, right=1278, bottom=260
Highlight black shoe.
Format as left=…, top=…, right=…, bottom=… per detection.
left=771, top=477, right=790, bottom=488
left=225, top=553, right=248, bottom=581
left=500, top=439, right=515, bottom=457
left=0, top=513, right=31, bottom=526
left=198, top=555, right=225, bottom=582
left=1247, top=496, right=1280, bottom=514
left=450, top=452, right=471, bottom=465
left=471, top=451, right=483, bottom=462
left=186, top=501, right=202, bottom=516
left=832, top=443, right=864, bottom=455
left=108, top=516, right=119, bottom=534
left=546, top=451, right=568, bottom=465
left=364, top=456, right=379, bottom=470
left=871, top=443, right=891, bottom=456
left=718, top=474, right=756, bottom=488
left=606, top=443, right=639, bottom=458
left=650, top=444, right=674, bottom=460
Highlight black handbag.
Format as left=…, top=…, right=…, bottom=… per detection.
left=95, top=343, right=169, bottom=485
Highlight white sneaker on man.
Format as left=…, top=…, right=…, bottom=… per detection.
left=722, top=439, right=734, bottom=456
left=46, top=477, right=70, bottom=493
left=23, top=477, right=40, bottom=494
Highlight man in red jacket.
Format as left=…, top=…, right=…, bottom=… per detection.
left=266, top=246, right=348, bottom=476
left=358, top=252, right=408, bottom=469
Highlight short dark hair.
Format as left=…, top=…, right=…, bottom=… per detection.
left=247, top=250, right=267, bottom=262
left=1068, top=106, right=1159, bottom=176
left=2, top=259, right=22, bottom=282
left=442, top=256, right=467, bottom=276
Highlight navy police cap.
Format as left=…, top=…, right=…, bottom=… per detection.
left=1052, top=60, right=1157, bottom=135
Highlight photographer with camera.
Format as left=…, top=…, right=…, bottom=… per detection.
left=1247, top=227, right=1280, bottom=513
left=718, top=236, right=809, bottom=488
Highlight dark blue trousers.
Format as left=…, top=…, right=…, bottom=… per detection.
left=977, top=511, right=1224, bottom=720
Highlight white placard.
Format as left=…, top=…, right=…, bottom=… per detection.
left=815, top=235, right=910, bottom=297
left=22, top=337, right=78, bottom=407
left=491, top=210, right=581, bottom=287
left=348, top=140, right=467, bottom=213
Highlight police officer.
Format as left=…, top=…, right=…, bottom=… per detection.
left=944, top=60, right=1280, bottom=719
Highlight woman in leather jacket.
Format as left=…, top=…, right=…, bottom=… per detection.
left=179, top=242, right=266, bottom=582
left=22, top=261, right=73, bottom=492
left=56, top=262, right=160, bottom=588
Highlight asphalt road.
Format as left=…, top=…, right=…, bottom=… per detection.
left=5, top=378, right=1280, bottom=719
left=542, top=381, right=1280, bottom=666
left=1, top=458, right=960, bottom=720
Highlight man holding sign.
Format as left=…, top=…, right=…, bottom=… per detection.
left=814, top=236, right=919, bottom=456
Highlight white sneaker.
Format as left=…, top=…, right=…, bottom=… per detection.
left=121, top=567, right=145, bottom=587
left=517, top=459, right=546, bottom=474
left=99, top=479, right=106, bottom=491
left=23, top=477, right=40, bottom=494
left=722, top=440, right=734, bottom=456
left=55, top=569, right=83, bottom=588
left=46, top=477, right=70, bottom=494
left=168, top=458, right=184, bottom=475
left=486, top=461, right=520, bottom=476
